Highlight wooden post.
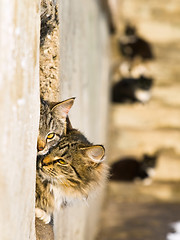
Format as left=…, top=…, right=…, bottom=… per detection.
left=0, top=0, right=40, bottom=239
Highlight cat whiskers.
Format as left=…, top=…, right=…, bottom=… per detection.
left=47, top=169, right=67, bottom=186
left=58, top=177, right=67, bottom=185
left=48, top=168, right=58, bottom=177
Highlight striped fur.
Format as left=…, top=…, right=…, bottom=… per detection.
left=37, top=97, right=74, bottom=156
left=36, top=129, right=108, bottom=224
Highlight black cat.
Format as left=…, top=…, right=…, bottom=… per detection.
left=112, top=75, right=153, bottom=103
left=119, top=24, right=154, bottom=60
left=110, top=154, right=157, bottom=182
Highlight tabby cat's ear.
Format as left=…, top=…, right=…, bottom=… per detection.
left=66, top=116, right=73, bottom=130
left=85, top=145, right=105, bottom=163
left=51, top=97, right=75, bottom=121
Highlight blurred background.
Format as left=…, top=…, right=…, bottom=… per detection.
left=97, top=0, right=180, bottom=239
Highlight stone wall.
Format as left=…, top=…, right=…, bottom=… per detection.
left=0, top=0, right=40, bottom=239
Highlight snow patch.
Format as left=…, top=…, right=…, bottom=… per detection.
left=167, top=221, right=180, bottom=240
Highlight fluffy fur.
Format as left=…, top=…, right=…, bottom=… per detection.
left=36, top=129, right=108, bottom=224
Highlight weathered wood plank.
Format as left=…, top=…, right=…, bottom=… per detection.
left=0, top=0, right=40, bottom=239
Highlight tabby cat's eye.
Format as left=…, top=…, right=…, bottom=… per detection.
left=57, top=159, right=66, bottom=165
left=47, top=133, right=55, bottom=140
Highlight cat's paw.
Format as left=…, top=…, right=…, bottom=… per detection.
left=143, top=178, right=153, bottom=186
left=35, top=208, right=51, bottom=224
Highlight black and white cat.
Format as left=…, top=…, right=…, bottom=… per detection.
left=119, top=24, right=154, bottom=60
left=111, top=75, right=153, bottom=103
left=110, top=154, right=157, bottom=184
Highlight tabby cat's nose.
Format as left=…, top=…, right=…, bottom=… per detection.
left=38, top=146, right=44, bottom=151
left=37, top=140, right=46, bottom=151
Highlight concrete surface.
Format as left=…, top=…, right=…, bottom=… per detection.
left=55, top=0, right=110, bottom=240
left=97, top=182, right=180, bottom=240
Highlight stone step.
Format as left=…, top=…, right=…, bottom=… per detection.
left=112, top=0, right=180, bottom=43
left=111, top=103, right=180, bottom=130
left=139, top=21, right=180, bottom=44
left=109, top=128, right=180, bottom=158
left=154, top=149, right=180, bottom=181
left=152, top=86, right=180, bottom=106
left=149, top=43, right=180, bottom=85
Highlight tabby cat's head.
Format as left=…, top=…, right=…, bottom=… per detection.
left=37, top=97, right=75, bottom=156
left=37, top=129, right=108, bottom=198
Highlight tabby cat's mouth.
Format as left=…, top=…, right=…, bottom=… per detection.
left=37, top=148, right=49, bottom=156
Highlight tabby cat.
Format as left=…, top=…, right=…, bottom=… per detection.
left=37, top=97, right=75, bottom=156
left=36, top=128, right=108, bottom=224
